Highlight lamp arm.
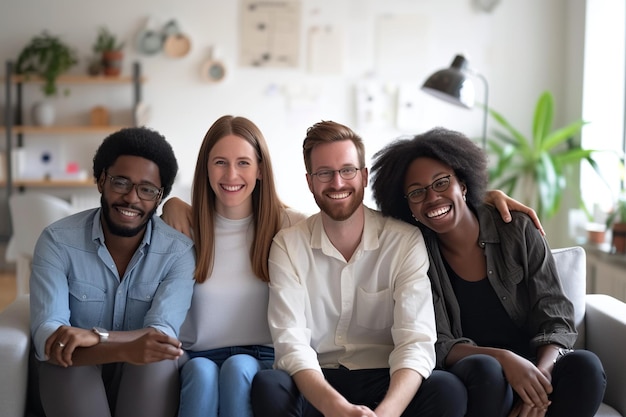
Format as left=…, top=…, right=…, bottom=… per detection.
left=475, top=72, right=489, bottom=150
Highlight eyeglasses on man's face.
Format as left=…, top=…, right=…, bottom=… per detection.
left=310, top=166, right=362, bottom=183
left=405, top=175, right=454, bottom=204
left=106, top=174, right=163, bottom=201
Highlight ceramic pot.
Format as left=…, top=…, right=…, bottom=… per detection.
left=31, top=101, right=55, bottom=126
left=611, top=222, right=626, bottom=254
left=102, top=50, right=124, bottom=76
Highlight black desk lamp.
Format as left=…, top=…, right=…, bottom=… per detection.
left=421, top=54, right=489, bottom=149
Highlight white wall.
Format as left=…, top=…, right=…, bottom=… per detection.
left=0, top=0, right=581, bottom=243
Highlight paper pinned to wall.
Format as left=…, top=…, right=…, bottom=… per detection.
left=396, top=83, right=424, bottom=131
left=239, top=0, right=301, bottom=67
left=307, top=25, right=343, bottom=74
left=375, top=14, right=431, bottom=76
left=355, top=82, right=397, bottom=130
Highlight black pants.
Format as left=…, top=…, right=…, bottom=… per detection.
left=448, top=350, right=606, bottom=417
left=251, top=367, right=467, bottom=417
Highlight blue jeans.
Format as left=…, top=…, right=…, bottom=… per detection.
left=178, top=345, right=274, bottom=417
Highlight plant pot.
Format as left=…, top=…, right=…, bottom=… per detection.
left=31, top=101, right=55, bottom=126
left=102, top=50, right=123, bottom=76
left=611, top=222, right=626, bottom=254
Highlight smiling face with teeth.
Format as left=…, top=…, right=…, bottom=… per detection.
left=98, top=155, right=162, bottom=238
left=307, top=140, right=367, bottom=221
left=207, top=134, right=261, bottom=219
left=404, top=157, right=468, bottom=234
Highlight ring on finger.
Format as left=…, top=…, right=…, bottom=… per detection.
left=58, top=342, right=65, bottom=348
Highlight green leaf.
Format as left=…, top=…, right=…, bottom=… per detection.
left=487, top=90, right=609, bottom=220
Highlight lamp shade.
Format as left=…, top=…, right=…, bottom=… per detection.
left=421, top=55, right=475, bottom=109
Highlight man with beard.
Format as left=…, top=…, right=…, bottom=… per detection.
left=29, top=127, right=195, bottom=417
left=251, top=120, right=467, bottom=417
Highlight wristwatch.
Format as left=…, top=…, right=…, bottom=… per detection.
left=92, top=327, right=110, bottom=343
left=553, top=347, right=574, bottom=364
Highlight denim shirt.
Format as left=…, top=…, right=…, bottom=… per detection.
left=424, top=205, right=577, bottom=369
left=30, top=208, right=196, bottom=361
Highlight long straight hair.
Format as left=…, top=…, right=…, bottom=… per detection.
left=192, top=115, right=286, bottom=283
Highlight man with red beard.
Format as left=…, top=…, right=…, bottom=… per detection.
left=251, top=120, right=466, bottom=417
left=29, top=127, right=195, bottom=417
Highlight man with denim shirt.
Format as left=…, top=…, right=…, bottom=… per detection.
left=30, top=127, right=195, bottom=417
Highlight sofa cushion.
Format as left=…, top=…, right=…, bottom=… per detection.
left=551, top=246, right=586, bottom=350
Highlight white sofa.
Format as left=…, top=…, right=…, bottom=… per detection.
left=0, top=247, right=625, bottom=416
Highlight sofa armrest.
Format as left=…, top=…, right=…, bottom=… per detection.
left=0, top=295, right=30, bottom=417
left=585, top=294, right=626, bottom=417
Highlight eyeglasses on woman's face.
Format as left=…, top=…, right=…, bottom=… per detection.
left=405, top=175, right=454, bottom=204
left=106, top=174, right=163, bottom=201
left=309, top=166, right=362, bottom=183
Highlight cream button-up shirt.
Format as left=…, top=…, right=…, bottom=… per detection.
left=268, top=206, right=435, bottom=378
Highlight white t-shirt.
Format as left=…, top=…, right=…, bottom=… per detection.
left=180, top=208, right=306, bottom=351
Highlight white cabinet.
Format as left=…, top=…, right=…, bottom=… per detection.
left=585, top=246, right=626, bottom=302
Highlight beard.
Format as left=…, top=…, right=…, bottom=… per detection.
left=313, top=185, right=364, bottom=221
left=100, top=195, right=157, bottom=237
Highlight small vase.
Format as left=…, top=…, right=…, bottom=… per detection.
left=31, top=100, right=55, bottom=126
left=102, top=51, right=124, bottom=76
left=611, top=223, right=626, bottom=254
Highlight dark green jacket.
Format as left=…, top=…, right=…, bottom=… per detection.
left=424, top=205, right=577, bottom=369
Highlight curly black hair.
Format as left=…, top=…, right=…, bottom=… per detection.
left=92, top=127, right=178, bottom=198
left=371, top=127, right=488, bottom=225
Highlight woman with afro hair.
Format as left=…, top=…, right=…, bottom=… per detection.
left=370, top=127, right=605, bottom=417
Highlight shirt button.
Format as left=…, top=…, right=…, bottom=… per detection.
left=502, top=296, right=507, bottom=300
left=488, top=270, right=493, bottom=274
left=82, top=295, right=86, bottom=299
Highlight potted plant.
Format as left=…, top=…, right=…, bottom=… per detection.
left=487, top=91, right=605, bottom=220
left=605, top=195, right=626, bottom=253
left=93, top=26, right=125, bottom=76
left=15, top=31, right=78, bottom=125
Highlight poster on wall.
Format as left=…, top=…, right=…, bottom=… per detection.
left=239, top=0, right=301, bottom=67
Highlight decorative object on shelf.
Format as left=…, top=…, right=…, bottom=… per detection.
left=606, top=195, right=626, bottom=254
left=133, top=102, right=151, bottom=126
left=488, top=91, right=606, bottom=220
left=421, top=54, right=489, bottom=149
left=90, top=106, right=110, bottom=126
left=136, top=17, right=164, bottom=56
left=93, top=26, right=125, bottom=76
left=31, top=100, right=55, bottom=126
left=15, top=31, right=78, bottom=96
left=201, top=46, right=226, bottom=83
left=162, top=19, right=191, bottom=58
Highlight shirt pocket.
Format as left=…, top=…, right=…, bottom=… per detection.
left=125, top=282, right=160, bottom=326
left=68, top=281, right=106, bottom=325
left=356, top=287, right=393, bottom=330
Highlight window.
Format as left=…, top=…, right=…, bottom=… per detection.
left=580, top=0, right=626, bottom=218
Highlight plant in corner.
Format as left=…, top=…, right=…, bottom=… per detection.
left=15, top=31, right=78, bottom=96
left=605, top=194, right=626, bottom=253
left=93, top=26, right=125, bottom=76
left=487, top=91, right=604, bottom=220
left=15, top=31, right=78, bottom=125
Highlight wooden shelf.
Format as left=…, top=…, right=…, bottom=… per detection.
left=10, top=179, right=94, bottom=188
left=2, top=74, right=145, bottom=84
left=1, top=125, right=130, bottom=135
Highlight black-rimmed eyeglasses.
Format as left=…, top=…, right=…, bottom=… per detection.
left=106, top=174, right=163, bottom=201
left=405, top=175, right=454, bottom=204
left=310, top=167, right=362, bottom=183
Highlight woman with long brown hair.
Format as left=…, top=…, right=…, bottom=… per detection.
left=163, top=115, right=306, bottom=417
